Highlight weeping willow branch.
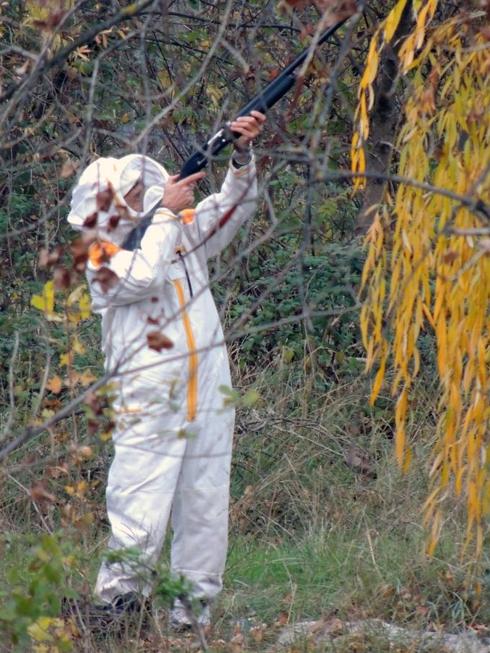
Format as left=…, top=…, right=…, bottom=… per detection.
left=353, top=3, right=490, bottom=558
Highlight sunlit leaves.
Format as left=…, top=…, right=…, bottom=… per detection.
left=383, top=0, right=409, bottom=43
left=31, top=281, right=57, bottom=320
left=351, top=0, right=439, bottom=189
left=360, top=15, right=490, bottom=557
left=31, top=282, right=91, bottom=324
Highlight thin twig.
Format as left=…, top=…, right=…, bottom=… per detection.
left=1, top=332, right=19, bottom=443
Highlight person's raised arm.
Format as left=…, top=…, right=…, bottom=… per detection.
left=194, top=111, right=265, bottom=259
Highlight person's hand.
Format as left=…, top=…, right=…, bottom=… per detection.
left=162, top=171, right=206, bottom=213
left=229, top=110, right=266, bottom=152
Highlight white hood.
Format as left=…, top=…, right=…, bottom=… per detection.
left=67, top=154, right=169, bottom=245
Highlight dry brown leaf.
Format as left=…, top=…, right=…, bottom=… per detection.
left=344, top=446, right=376, bottom=478
left=96, top=187, right=114, bottom=212
left=84, top=392, right=103, bottom=415
left=30, top=481, right=56, bottom=506
left=60, top=158, right=78, bottom=178
left=53, top=265, right=73, bottom=290
left=70, top=235, right=93, bottom=272
left=229, top=629, right=244, bottom=653
left=47, top=375, right=63, bottom=394
left=46, top=463, right=69, bottom=479
left=276, top=611, right=289, bottom=626
left=38, top=245, right=63, bottom=269
left=147, top=331, right=174, bottom=352
left=93, top=266, right=119, bottom=293
left=250, top=624, right=266, bottom=642
left=83, top=212, right=98, bottom=228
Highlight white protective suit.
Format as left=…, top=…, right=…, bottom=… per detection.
left=67, top=153, right=257, bottom=603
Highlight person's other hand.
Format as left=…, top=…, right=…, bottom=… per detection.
left=162, top=171, right=206, bottom=213
left=229, top=111, right=266, bottom=152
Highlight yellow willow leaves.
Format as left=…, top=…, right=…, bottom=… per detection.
left=399, top=0, right=438, bottom=67
left=360, top=17, right=490, bottom=557
left=351, top=0, right=438, bottom=189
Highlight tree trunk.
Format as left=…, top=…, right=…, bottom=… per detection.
left=355, top=1, right=413, bottom=235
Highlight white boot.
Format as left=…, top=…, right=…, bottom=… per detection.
left=170, top=598, right=211, bottom=630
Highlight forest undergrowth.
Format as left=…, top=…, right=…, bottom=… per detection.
left=1, top=361, right=488, bottom=652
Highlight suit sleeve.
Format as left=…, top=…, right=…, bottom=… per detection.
left=194, top=156, right=258, bottom=259
left=87, top=208, right=181, bottom=310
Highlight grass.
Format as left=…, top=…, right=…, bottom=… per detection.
left=1, top=371, right=489, bottom=651
left=223, top=527, right=485, bottom=629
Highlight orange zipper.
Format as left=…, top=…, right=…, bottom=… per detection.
left=172, top=279, right=198, bottom=422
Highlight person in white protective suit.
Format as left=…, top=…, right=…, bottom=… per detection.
left=66, top=111, right=265, bottom=628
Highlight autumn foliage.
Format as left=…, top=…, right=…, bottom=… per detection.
left=355, top=1, right=490, bottom=556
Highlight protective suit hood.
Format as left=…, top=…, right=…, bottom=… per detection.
left=67, top=154, right=169, bottom=246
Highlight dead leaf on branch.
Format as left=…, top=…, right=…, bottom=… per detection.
left=53, top=265, right=73, bottom=290
left=96, top=187, right=114, bottom=212
left=108, top=214, right=120, bottom=230
left=30, top=481, right=56, bottom=507
left=47, top=375, right=63, bottom=394
left=14, top=59, right=31, bottom=78
left=38, top=245, right=63, bottom=269
left=94, top=28, right=114, bottom=49
left=83, top=212, right=98, bottom=228
left=60, top=158, right=78, bottom=178
left=147, top=331, right=174, bottom=352
left=84, top=392, right=104, bottom=416
left=70, top=236, right=93, bottom=272
left=73, top=45, right=92, bottom=61
left=93, top=266, right=118, bottom=293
